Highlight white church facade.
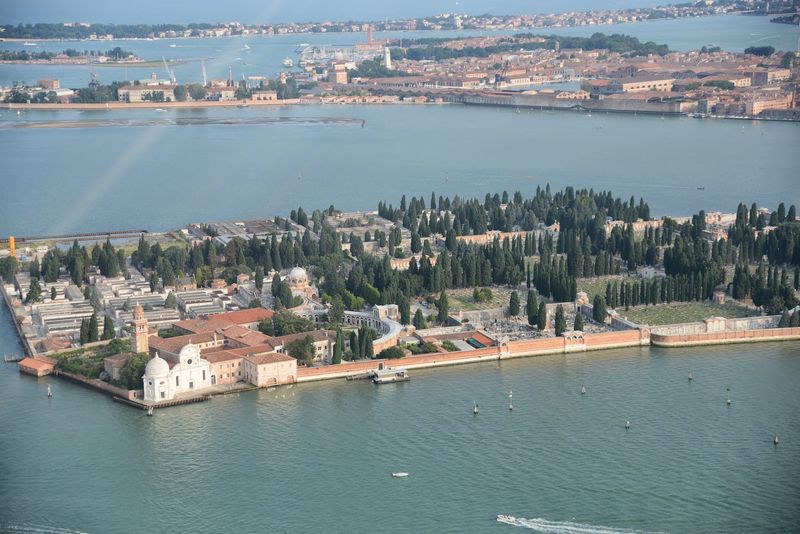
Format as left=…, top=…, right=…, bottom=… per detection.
left=143, top=343, right=211, bottom=402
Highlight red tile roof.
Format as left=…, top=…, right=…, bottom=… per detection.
left=244, top=352, right=296, bottom=365
left=217, top=308, right=274, bottom=325
left=19, top=358, right=55, bottom=371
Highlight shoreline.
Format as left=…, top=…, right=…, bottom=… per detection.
left=2, top=100, right=795, bottom=122
left=0, top=13, right=731, bottom=44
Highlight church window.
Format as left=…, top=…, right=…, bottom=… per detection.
left=202, top=370, right=206, bottom=381
left=176, top=376, right=179, bottom=386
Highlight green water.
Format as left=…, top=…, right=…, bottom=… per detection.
left=1, top=299, right=798, bottom=533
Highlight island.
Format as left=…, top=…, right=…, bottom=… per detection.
left=2, top=186, right=798, bottom=409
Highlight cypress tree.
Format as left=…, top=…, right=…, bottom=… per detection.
left=350, top=330, right=360, bottom=359
left=526, top=290, right=537, bottom=326
left=537, top=301, right=547, bottom=330
left=79, top=318, right=89, bottom=345
left=413, top=309, right=427, bottom=330
left=509, top=291, right=520, bottom=316
left=88, top=313, right=99, bottom=343
left=333, top=329, right=343, bottom=364
left=102, top=315, right=116, bottom=340
left=593, top=295, right=608, bottom=323
left=399, top=298, right=411, bottom=325
left=574, top=312, right=584, bottom=331
left=554, top=305, right=566, bottom=336
left=437, top=291, right=449, bottom=323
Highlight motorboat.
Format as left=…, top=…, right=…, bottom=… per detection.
left=283, top=57, right=294, bottom=68
left=391, top=472, right=409, bottom=478
left=497, top=515, right=517, bottom=524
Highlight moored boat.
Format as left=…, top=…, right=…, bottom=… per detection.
left=373, top=367, right=409, bottom=384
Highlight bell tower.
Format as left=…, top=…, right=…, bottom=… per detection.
left=131, top=304, right=149, bottom=354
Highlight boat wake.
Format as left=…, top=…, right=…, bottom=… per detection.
left=0, top=522, right=91, bottom=534
left=496, top=516, right=664, bottom=534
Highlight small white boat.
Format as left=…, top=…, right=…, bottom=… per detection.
left=243, top=44, right=251, bottom=50
left=497, top=515, right=517, bottom=524
left=391, top=472, right=409, bottom=478
left=23, top=41, right=37, bottom=46
left=283, top=57, right=293, bottom=68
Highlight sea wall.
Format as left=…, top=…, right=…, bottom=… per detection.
left=296, top=329, right=649, bottom=383
left=651, top=326, right=800, bottom=347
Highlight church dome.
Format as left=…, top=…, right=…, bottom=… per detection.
left=144, top=353, right=169, bottom=377
left=286, top=267, right=309, bottom=288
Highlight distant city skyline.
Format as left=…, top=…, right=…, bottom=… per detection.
left=2, top=0, right=663, bottom=25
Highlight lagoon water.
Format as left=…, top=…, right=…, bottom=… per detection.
left=1, top=12, right=800, bottom=532
left=0, top=15, right=797, bottom=88
left=1, top=103, right=798, bottom=237
left=0, top=301, right=799, bottom=533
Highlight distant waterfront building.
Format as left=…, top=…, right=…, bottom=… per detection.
left=142, top=344, right=211, bottom=402
left=131, top=304, right=149, bottom=354
left=329, top=63, right=348, bottom=84
left=37, top=79, right=60, bottom=90
left=117, top=84, right=176, bottom=103
left=384, top=46, right=392, bottom=70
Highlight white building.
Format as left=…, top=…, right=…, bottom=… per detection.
left=142, top=343, right=212, bottom=402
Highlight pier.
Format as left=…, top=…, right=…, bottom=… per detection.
left=113, top=394, right=211, bottom=410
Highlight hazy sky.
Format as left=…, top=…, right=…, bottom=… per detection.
left=1, top=0, right=662, bottom=24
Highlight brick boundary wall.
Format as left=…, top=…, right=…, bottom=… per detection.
left=297, top=329, right=650, bottom=383
left=651, top=327, right=800, bottom=347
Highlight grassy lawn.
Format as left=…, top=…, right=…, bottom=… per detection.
left=577, top=275, right=624, bottom=301
left=619, top=302, right=755, bottom=326
left=448, top=286, right=525, bottom=312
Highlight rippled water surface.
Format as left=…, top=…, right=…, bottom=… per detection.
left=1, top=301, right=798, bottom=533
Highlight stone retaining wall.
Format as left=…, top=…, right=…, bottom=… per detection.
left=651, top=327, right=800, bottom=347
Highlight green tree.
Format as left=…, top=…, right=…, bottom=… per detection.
left=165, top=292, right=177, bottom=309
left=71, top=255, right=84, bottom=286
left=116, top=353, right=149, bottom=390
left=173, top=84, right=188, bottom=101
left=574, top=312, right=584, bottom=331
left=25, top=278, right=42, bottom=303
left=526, top=290, right=538, bottom=325
left=254, top=266, right=264, bottom=292
left=509, top=291, right=520, bottom=316
left=593, top=294, right=608, bottom=323
left=51, top=286, right=57, bottom=301
left=399, top=298, right=411, bottom=325
left=187, top=83, right=207, bottom=100
left=378, top=346, right=405, bottom=359
left=88, top=313, right=100, bottom=342
left=537, top=301, right=547, bottom=330
left=286, top=335, right=315, bottom=366
left=102, top=315, right=116, bottom=340
left=79, top=318, right=89, bottom=344
left=333, top=329, right=344, bottom=364
left=328, top=295, right=345, bottom=324
left=437, top=291, right=449, bottom=323
left=554, top=304, right=566, bottom=336
left=413, top=308, right=428, bottom=330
